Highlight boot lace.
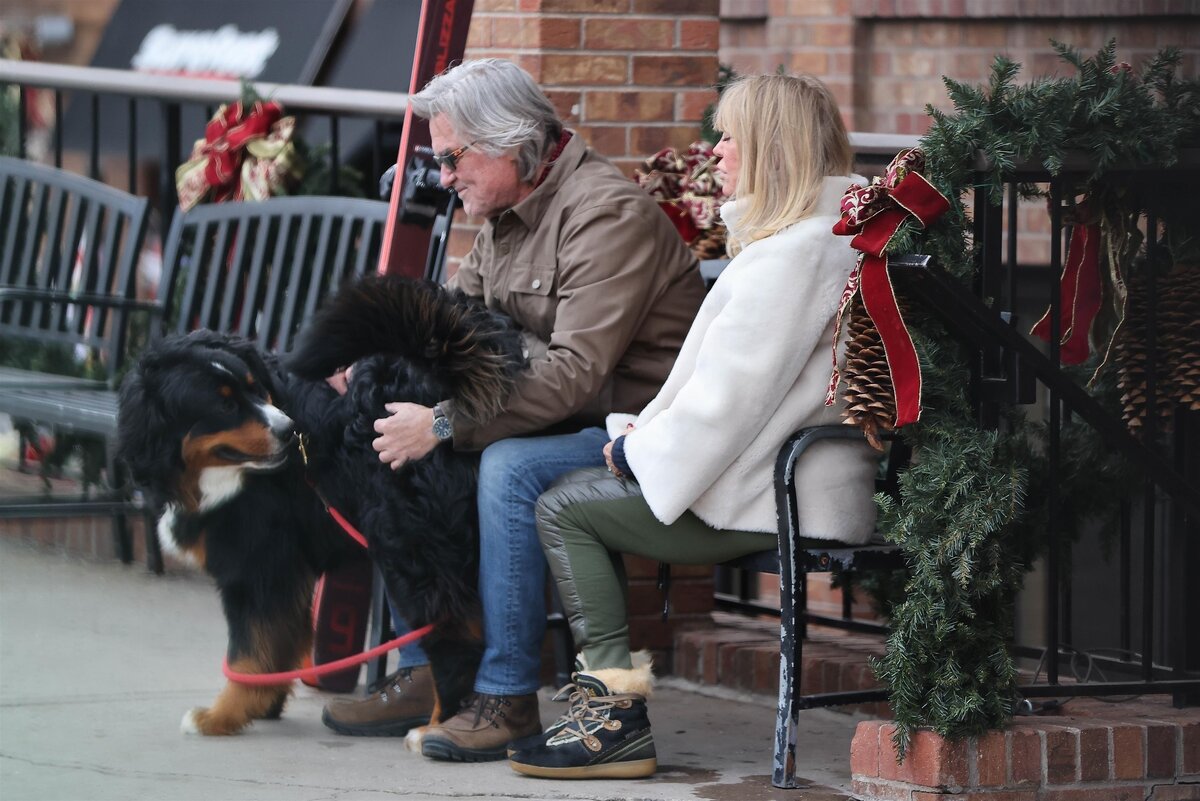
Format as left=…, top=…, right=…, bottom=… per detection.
left=549, top=682, right=624, bottom=751
left=459, top=693, right=509, bottom=729
left=370, top=666, right=415, bottom=700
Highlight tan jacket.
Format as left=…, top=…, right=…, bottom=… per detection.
left=443, top=133, right=706, bottom=450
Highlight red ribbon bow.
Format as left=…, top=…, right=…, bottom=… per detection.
left=199, top=101, right=283, bottom=203
left=1029, top=200, right=1102, bottom=366
left=827, top=147, right=950, bottom=427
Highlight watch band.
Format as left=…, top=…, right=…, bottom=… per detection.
left=431, top=403, right=453, bottom=442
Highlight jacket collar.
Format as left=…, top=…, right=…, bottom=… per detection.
left=719, top=174, right=862, bottom=241
left=506, top=131, right=588, bottom=230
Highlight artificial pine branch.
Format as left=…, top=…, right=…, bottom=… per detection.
left=871, top=39, right=1198, bottom=759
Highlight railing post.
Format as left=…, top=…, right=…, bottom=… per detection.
left=161, top=100, right=181, bottom=232
left=1046, top=177, right=1063, bottom=687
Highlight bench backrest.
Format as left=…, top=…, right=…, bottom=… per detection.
left=0, top=157, right=150, bottom=381
left=157, top=195, right=391, bottom=354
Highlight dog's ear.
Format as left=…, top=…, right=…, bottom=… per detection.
left=116, top=347, right=180, bottom=500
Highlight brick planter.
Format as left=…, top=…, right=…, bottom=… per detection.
left=851, top=702, right=1200, bottom=800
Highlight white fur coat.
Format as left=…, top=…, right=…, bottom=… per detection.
left=609, top=175, right=878, bottom=540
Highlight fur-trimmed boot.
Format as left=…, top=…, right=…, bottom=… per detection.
left=507, top=658, right=656, bottom=779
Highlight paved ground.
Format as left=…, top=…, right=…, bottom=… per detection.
left=0, top=537, right=865, bottom=801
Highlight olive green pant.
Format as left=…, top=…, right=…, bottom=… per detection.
left=535, top=466, right=775, bottom=671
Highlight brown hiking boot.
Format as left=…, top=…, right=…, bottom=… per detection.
left=420, top=692, right=541, bottom=762
left=321, top=665, right=435, bottom=736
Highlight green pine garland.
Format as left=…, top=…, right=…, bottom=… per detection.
left=873, top=40, right=1199, bottom=756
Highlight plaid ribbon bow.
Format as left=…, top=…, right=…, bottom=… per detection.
left=826, top=147, right=950, bottom=427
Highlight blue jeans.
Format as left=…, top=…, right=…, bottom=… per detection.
left=387, top=427, right=609, bottom=693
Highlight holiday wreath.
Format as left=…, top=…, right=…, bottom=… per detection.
left=845, top=41, right=1200, bottom=754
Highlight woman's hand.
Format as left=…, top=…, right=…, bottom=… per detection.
left=603, top=439, right=622, bottom=478
left=603, top=423, right=635, bottom=478
left=372, top=402, right=439, bottom=470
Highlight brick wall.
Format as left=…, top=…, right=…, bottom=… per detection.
left=718, top=1, right=1200, bottom=266
left=850, top=699, right=1200, bottom=801
left=443, top=0, right=721, bottom=265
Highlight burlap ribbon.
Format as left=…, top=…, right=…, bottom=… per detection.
left=175, top=100, right=297, bottom=211
left=827, top=148, right=950, bottom=427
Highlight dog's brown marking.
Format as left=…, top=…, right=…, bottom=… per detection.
left=188, top=621, right=311, bottom=735
left=181, top=537, right=207, bottom=569
left=189, top=655, right=291, bottom=736
left=175, top=421, right=279, bottom=511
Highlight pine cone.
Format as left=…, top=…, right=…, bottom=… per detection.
left=1112, top=264, right=1200, bottom=434
left=841, top=297, right=897, bottom=451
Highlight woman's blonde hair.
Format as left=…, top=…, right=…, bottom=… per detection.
left=713, top=73, right=852, bottom=253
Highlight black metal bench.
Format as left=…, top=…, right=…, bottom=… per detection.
left=0, top=189, right=391, bottom=569
left=0, top=156, right=152, bottom=553
left=659, top=256, right=909, bottom=789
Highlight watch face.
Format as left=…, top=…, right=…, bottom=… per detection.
left=432, top=414, right=453, bottom=441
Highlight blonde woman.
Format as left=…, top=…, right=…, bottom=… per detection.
left=510, top=74, right=879, bottom=779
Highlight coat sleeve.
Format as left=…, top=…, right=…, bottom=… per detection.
left=447, top=203, right=688, bottom=450
left=622, top=230, right=847, bottom=525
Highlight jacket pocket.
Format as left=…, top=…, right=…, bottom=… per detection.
left=509, top=262, right=555, bottom=297
left=506, top=261, right=556, bottom=340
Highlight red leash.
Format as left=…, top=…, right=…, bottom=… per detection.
left=222, top=624, right=434, bottom=686
left=220, top=439, right=434, bottom=686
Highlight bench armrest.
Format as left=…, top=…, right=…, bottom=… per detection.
left=0, top=287, right=162, bottom=315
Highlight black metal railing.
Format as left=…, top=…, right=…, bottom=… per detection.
left=2, top=59, right=409, bottom=235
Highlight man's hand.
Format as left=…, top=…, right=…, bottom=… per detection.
left=326, top=365, right=353, bottom=396
left=373, top=402, right=440, bottom=470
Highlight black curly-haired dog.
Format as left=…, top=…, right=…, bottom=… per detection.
left=117, top=275, right=523, bottom=736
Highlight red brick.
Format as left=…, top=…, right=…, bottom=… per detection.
left=633, top=0, right=718, bottom=12
left=811, top=21, right=854, bottom=47
left=543, top=89, right=581, bottom=122
left=1040, top=788, right=1147, bottom=801
left=1112, top=724, right=1146, bottom=780
left=851, top=778, right=911, bottom=801
left=632, top=55, right=719, bottom=87
left=1148, top=723, right=1180, bottom=779
left=877, top=723, right=908, bottom=782
left=630, top=124, right=702, bottom=155
left=851, top=721, right=883, bottom=778
left=974, top=730, right=1008, bottom=787
left=789, top=51, right=830, bottom=75
left=518, top=16, right=581, bottom=49
left=906, top=729, right=969, bottom=789
left=585, top=18, right=674, bottom=51
left=1078, top=724, right=1111, bottom=782
left=1009, top=726, right=1043, bottom=786
left=680, top=19, right=720, bottom=50
left=1045, top=726, right=1079, bottom=784
left=584, top=90, right=675, bottom=122
left=1183, top=720, right=1200, bottom=774
left=1149, top=786, right=1200, bottom=800
left=678, top=89, right=718, bottom=124
left=522, top=0, right=628, bottom=11
left=541, top=54, right=628, bottom=86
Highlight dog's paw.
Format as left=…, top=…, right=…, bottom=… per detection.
left=404, top=726, right=428, bottom=752
left=181, top=707, right=203, bottom=735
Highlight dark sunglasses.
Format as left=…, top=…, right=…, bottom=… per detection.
left=432, top=141, right=475, bottom=172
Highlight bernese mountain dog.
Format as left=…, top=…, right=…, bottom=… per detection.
left=116, top=275, right=524, bottom=736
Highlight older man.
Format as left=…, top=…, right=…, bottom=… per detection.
left=321, top=58, right=706, bottom=762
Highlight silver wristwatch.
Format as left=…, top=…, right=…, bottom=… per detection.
left=431, top=403, right=453, bottom=442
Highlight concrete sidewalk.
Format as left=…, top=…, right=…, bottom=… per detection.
left=0, top=537, right=864, bottom=801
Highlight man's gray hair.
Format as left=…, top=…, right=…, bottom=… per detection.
left=411, top=59, right=563, bottom=183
